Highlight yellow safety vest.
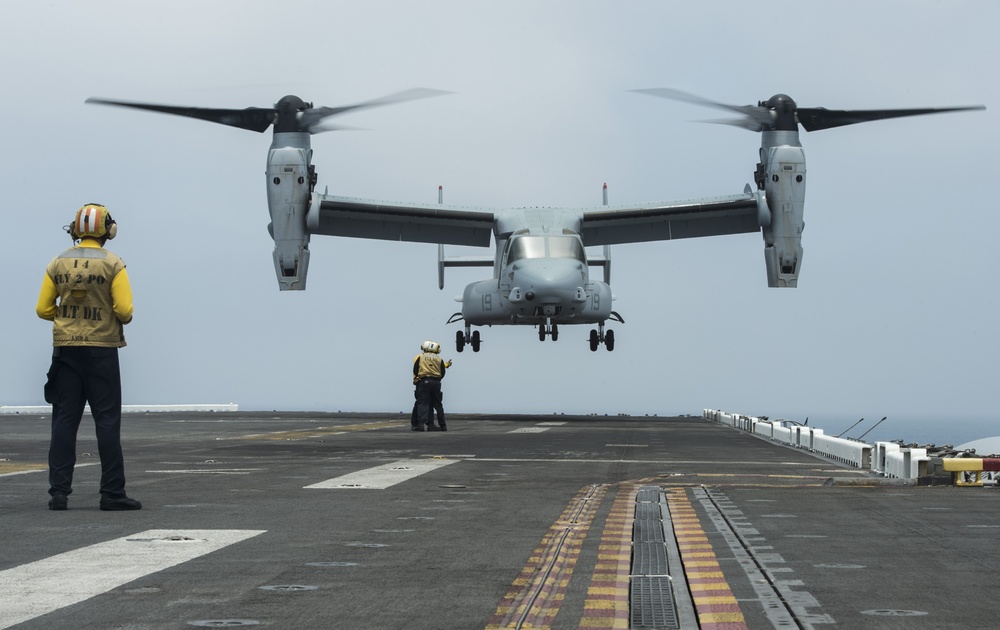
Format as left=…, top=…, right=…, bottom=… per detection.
left=45, top=246, right=128, bottom=347
left=414, top=352, right=446, bottom=379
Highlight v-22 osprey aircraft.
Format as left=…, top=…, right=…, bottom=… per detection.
left=86, top=89, right=983, bottom=352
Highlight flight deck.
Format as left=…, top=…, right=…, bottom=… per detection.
left=1, top=412, right=998, bottom=629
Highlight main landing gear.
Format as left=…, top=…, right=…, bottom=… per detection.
left=456, top=327, right=481, bottom=353
left=449, top=314, right=482, bottom=353
left=589, top=324, right=615, bottom=352
left=589, top=312, right=624, bottom=352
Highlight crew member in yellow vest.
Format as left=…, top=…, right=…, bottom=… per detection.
left=412, top=341, right=452, bottom=431
left=35, top=203, right=141, bottom=511
left=410, top=347, right=453, bottom=431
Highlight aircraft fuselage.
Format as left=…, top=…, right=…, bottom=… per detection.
left=460, top=229, right=612, bottom=327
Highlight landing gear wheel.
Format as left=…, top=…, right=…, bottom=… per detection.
left=538, top=325, right=546, bottom=342
left=471, top=330, right=481, bottom=352
left=456, top=330, right=465, bottom=353
left=589, top=329, right=599, bottom=352
left=551, top=324, right=559, bottom=341
left=605, top=329, right=615, bottom=352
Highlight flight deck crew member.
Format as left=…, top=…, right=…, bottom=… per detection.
left=412, top=341, right=451, bottom=431
left=35, top=204, right=141, bottom=511
left=411, top=358, right=439, bottom=430
left=410, top=358, right=432, bottom=430
left=411, top=347, right=452, bottom=431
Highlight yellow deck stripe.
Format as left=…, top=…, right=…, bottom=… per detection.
left=0, top=463, right=48, bottom=476
left=578, top=483, right=636, bottom=630
left=486, top=484, right=608, bottom=629
left=666, top=488, right=748, bottom=629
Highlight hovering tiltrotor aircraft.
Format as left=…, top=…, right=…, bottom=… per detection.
left=86, top=90, right=983, bottom=352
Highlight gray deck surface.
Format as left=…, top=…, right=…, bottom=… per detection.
left=1, top=412, right=998, bottom=629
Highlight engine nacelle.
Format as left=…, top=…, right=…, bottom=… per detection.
left=266, top=144, right=312, bottom=291
left=761, top=144, right=805, bottom=287
left=585, top=280, right=613, bottom=321
left=461, top=279, right=506, bottom=326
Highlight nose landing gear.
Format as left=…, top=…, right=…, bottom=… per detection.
left=538, top=320, right=559, bottom=342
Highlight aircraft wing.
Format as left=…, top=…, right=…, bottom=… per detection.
left=311, top=194, right=495, bottom=247
left=580, top=192, right=760, bottom=246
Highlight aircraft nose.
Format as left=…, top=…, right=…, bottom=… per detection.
left=513, top=260, right=586, bottom=302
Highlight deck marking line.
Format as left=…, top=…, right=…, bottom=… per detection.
left=241, top=420, right=405, bottom=441
left=580, top=483, right=636, bottom=629
left=486, top=484, right=607, bottom=629
left=304, top=458, right=460, bottom=489
left=0, top=529, right=265, bottom=630
left=0, top=462, right=97, bottom=478
left=0, top=463, right=48, bottom=478
left=695, top=487, right=835, bottom=628
left=667, top=488, right=749, bottom=629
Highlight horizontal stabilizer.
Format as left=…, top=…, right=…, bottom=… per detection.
left=441, top=256, right=494, bottom=268
left=438, top=243, right=494, bottom=289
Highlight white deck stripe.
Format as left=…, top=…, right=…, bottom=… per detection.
left=0, top=462, right=97, bottom=479
left=0, top=404, right=238, bottom=414
left=0, top=529, right=265, bottom=629
left=304, top=458, right=460, bottom=489
left=0, top=469, right=46, bottom=478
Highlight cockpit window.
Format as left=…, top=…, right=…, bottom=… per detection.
left=507, top=236, right=547, bottom=264
left=506, top=235, right=586, bottom=264
left=548, top=236, right=586, bottom=263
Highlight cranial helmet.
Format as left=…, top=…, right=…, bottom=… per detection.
left=71, top=203, right=117, bottom=240
left=420, top=340, right=441, bottom=354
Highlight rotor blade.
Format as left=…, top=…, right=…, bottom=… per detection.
left=86, top=97, right=276, bottom=133
left=633, top=87, right=747, bottom=114
left=797, top=105, right=986, bottom=132
left=300, top=88, right=451, bottom=132
left=633, top=88, right=774, bottom=129
left=699, top=117, right=766, bottom=132
left=308, top=123, right=367, bottom=134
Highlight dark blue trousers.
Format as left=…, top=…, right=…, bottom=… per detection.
left=45, top=346, right=127, bottom=499
left=412, top=385, right=444, bottom=429
left=415, top=378, right=444, bottom=429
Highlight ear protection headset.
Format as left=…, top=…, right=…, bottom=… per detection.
left=69, top=203, right=117, bottom=240
left=420, top=341, right=441, bottom=354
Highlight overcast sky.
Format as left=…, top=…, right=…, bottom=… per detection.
left=2, top=1, right=996, bottom=445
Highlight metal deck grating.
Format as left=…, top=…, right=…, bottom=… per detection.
left=633, top=541, right=669, bottom=575
left=633, top=517, right=666, bottom=543
left=630, top=576, right=680, bottom=629
left=634, top=502, right=661, bottom=520
left=635, top=488, right=659, bottom=503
